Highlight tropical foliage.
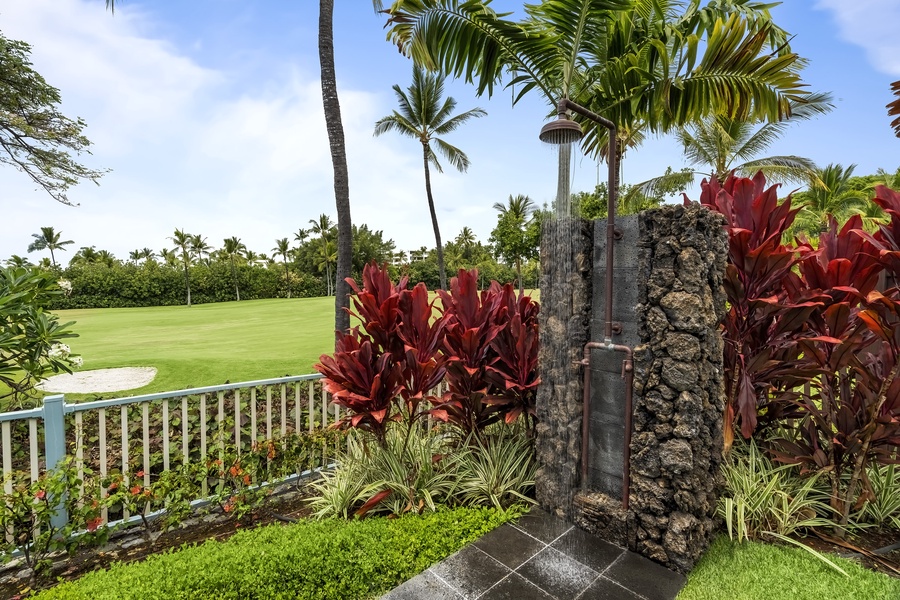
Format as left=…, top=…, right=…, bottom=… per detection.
left=0, top=32, right=107, bottom=205
left=374, top=65, right=486, bottom=290
left=689, top=174, right=900, bottom=536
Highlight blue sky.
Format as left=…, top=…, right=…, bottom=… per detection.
left=2, top=0, right=899, bottom=263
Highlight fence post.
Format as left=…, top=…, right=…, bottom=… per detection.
left=43, top=394, right=68, bottom=529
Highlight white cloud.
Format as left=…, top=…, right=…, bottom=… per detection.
left=0, top=0, right=437, bottom=262
left=816, top=0, right=900, bottom=76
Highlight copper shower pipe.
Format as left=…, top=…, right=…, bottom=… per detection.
left=541, top=99, right=634, bottom=509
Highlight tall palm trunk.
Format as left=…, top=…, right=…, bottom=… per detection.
left=516, top=257, right=523, bottom=296
left=230, top=257, right=240, bottom=301
left=319, top=0, right=352, bottom=341
left=283, top=255, right=292, bottom=299
left=183, top=263, right=191, bottom=307
left=422, top=143, right=447, bottom=290
left=49, top=248, right=57, bottom=268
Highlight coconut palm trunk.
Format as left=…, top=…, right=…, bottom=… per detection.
left=422, top=143, right=447, bottom=290
left=318, top=0, right=351, bottom=339
left=230, top=257, right=240, bottom=301
left=183, top=263, right=191, bottom=307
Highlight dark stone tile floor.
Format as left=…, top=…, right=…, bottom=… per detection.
left=382, top=509, right=686, bottom=600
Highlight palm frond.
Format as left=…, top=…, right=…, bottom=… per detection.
left=432, top=137, right=469, bottom=172
left=889, top=80, right=900, bottom=138
left=734, top=156, right=819, bottom=185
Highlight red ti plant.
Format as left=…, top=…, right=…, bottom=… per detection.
left=433, top=269, right=506, bottom=434
left=860, top=185, right=900, bottom=281
left=483, top=283, right=541, bottom=432
left=687, top=173, right=816, bottom=444
left=772, top=291, right=900, bottom=534
left=396, top=282, right=448, bottom=425
left=315, top=330, right=404, bottom=446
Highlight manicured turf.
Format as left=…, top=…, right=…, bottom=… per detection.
left=677, top=536, right=900, bottom=600
left=54, top=298, right=337, bottom=396
left=51, top=290, right=539, bottom=399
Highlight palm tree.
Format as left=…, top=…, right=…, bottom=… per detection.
left=96, top=250, right=117, bottom=268
left=791, top=164, right=869, bottom=237
left=631, top=93, right=833, bottom=199
left=139, top=248, right=157, bottom=263
left=492, top=194, right=536, bottom=295
left=294, top=228, right=310, bottom=246
left=223, top=237, right=247, bottom=301
left=318, top=1, right=385, bottom=339
left=190, top=234, right=212, bottom=266
left=889, top=80, right=900, bottom=138
left=316, top=240, right=338, bottom=295
left=27, top=226, right=73, bottom=268
left=385, top=2, right=810, bottom=211
left=455, top=226, right=476, bottom=260
left=70, top=246, right=100, bottom=266
left=159, top=248, right=178, bottom=268
left=309, top=214, right=336, bottom=296
left=374, top=66, right=486, bottom=289
left=272, top=238, right=293, bottom=298
left=169, top=229, right=194, bottom=306
left=128, top=249, right=141, bottom=264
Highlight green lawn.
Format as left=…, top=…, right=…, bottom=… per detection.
left=677, top=536, right=900, bottom=600
left=54, top=298, right=337, bottom=396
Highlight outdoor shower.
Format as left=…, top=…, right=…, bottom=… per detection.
left=539, top=99, right=634, bottom=508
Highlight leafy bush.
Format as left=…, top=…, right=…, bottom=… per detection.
left=33, top=507, right=518, bottom=600
left=690, top=174, right=900, bottom=535
left=0, top=266, right=80, bottom=408
left=0, top=459, right=106, bottom=582
left=455, top=425, right=537, bottom=510
left=315, top=262, right=540, bottom=441
left=308, top=421, right=536, bottom=518
left=718, top=440, right=834, bottom=543
left=45, top=262, right=324, bottom=309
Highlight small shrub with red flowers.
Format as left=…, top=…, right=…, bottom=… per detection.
left=0, top=458, right=106, bottom=582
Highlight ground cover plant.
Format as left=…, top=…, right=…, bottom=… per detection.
left=677, top=535, right=900, bottom=600
left=31, top=507, right=517, bottom=600
left=50, top=296, right=337, bottom=396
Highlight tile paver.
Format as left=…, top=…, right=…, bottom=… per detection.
left=381, top=508, right=686, bottom=600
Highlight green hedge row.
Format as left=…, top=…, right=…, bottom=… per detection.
left=34, top=507, right=518, bottom=600
left=47, top=263, right=325, bottom=309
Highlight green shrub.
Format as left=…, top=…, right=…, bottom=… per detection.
left=719, top=440, right=834, bottom=542
left=33, top=507, right=517, bottom=600
left=46, top=263, right=325, bottom=309
left=455, top=426, right=537, bottom=510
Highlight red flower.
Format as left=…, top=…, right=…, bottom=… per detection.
left=223, top=503, right=233, bottom=513
left=243, top=474, right=251, bottom=485
left=35, top=490, right=46, bottom=500
left=130, top=485, right=142, bottom=495
left=108, top=481, right=119, bottom=491
left=87, top=517, right=103, bottom=532
left=229, top=466, right=239, bottom=477
left=136, top=470, right=145, bottom=478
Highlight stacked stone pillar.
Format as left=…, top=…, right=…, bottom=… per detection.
left=538, top=204, right=727, bottom=573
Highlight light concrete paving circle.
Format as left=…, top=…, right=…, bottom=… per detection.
left=38, top=367, right=158, bottom=393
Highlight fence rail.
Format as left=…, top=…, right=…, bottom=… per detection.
left=0, top=373, right=336, bottom=530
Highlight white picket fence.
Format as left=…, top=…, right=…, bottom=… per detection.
left=0, top=373, right=339, bottom=529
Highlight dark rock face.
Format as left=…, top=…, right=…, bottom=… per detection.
left=535, top=218, right=594, bottom=519
left=568, top=204, right=727, bottom=574
left=629, top=204, right=728, bottom=573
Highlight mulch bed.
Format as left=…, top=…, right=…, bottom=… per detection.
left=0, top=484, right=315, bottom=599
left=798, top=528, right=900, bottom=578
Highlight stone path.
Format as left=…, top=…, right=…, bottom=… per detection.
left=382, top=509, right=685, bottom=600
